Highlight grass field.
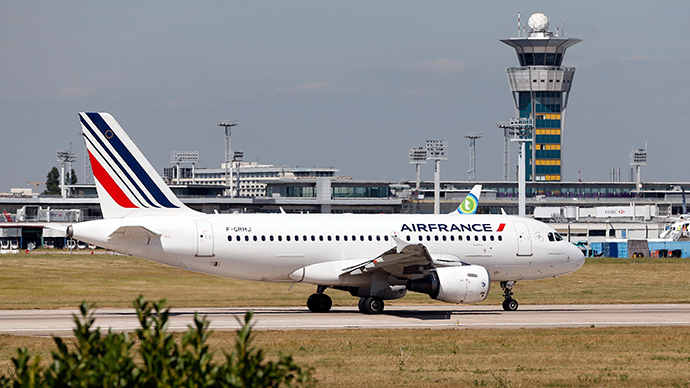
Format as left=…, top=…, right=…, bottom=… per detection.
left=1, top=251, right=689, bottom=309
left=1, top=252, right=689, bottom=387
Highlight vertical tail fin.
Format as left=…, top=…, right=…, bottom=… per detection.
left=80, top=112, right=196, bottom=218
left=451, top=184, right=482, bottom=215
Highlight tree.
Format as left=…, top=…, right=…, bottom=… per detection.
left=66, top=168, right=78, bottom=185
left=43, top=167, right=60, bottom=195
left=0, top=297, right=313, bottom=387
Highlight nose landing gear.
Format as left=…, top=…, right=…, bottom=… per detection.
left=500, top=281, right=519, bottom=311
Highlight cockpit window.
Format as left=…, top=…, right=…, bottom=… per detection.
left=554, top=232, right=563, bottom=241
left=548, top=232, right=554, bottom=242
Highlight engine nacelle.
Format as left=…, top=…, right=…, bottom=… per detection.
left=407, top=265, right=490, bottom=304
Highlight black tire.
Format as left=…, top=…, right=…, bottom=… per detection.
left=358, top=297, right=367, bottom=313
left=307, top=293, right=320, bottom=312
left=502, top=298, right=519, bottom=311
left=361, top=296, right=384, bottom=314
left=307, top=293, right=332, bottom=313
left=316, top=294, right=332, bottom=312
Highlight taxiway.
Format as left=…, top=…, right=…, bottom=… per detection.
left=0, top=304, right=689, bottom=336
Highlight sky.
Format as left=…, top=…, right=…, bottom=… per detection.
left=2, top=1, right=690, bottom=193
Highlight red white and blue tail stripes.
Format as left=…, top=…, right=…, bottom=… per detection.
left=80, top=112, right=193, bottom=218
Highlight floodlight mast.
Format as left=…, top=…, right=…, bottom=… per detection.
left=426, top=140, right=447, bottom=214
left=497, top=118, right=533, bottom=217
left=409, top=147, right=427, bottom=197
left=630, top=144, right=647, bottom=192
left=56, top=147, right=76, bottom=198
left=171, top=151, right=200, bottom=185
left=465, top=133, right=483, bottom=182
left=218, top=121, right=239, bottom=197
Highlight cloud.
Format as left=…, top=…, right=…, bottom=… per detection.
left=56, top=86, right=96, bottom=98
left=620, top=55, right=648, bottom=62
left=272, top=82, right=354, bottom=95
left=406, top=58, right=466, bottom=73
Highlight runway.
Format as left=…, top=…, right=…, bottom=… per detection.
left=1, top=304, right=689, bottom=336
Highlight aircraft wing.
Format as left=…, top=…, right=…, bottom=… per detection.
left=340, top=237, right=433, bottom=276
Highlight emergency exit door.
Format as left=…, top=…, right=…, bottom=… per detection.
left=513, top=222, right=532, bottom=256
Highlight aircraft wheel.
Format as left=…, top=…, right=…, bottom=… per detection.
left=307, top=293, right=332, bottom=313
left=358, top=297, right=367, bottom=313
left=361, top=296, right=384, bottom=314
left=502, top=298, right=519, bottom=311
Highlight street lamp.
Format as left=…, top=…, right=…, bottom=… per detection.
left=426, top=140, right=447, bottom=214
left=497, top=118, right=533, bottom=217
left=409, top=147, right=427, bottom=196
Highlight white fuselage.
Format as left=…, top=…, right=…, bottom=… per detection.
left=71, top=213, right=585, bottom=285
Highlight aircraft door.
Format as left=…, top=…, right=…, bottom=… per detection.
left=195, top=222, right=214, bottom=257
left=513, top=222, right=532, bottom=256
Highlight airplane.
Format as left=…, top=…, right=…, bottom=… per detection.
left=67, top=112, right=585, bottom=314
left=450, top=184, right=481, bottom=215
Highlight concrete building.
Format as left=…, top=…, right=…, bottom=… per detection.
left=501, top=12, right=581, bottom=182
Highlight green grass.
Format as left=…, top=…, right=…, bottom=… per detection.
left=1, top=252, right=689, bottom=309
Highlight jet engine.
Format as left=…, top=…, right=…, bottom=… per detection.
left=407, top=265, right=490, bottom=304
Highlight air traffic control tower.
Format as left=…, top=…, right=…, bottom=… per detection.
left=501, top=13, right=581, bottom=182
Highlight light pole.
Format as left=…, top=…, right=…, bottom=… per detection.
left=233, top=150, right=244, bottom=197
left=56, top=148, right=76, bottom=198
left=171, top=151, right=199, bottom=185
left=426, top=140, right=447, bottom=214
left=409, top=147, right=427, bottom=197
left=217, top=121, right=238, bottom=197
left=630, top=145, right=647, bottom=192
left=497, top=118, right=533, bottom=217
left=465, top=133, right=483, bottom=182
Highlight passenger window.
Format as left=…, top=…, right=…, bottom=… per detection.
left=376, top=235, right=380, bottom=241
left=286, top=235, right=291, bottom=241
left=262, top=235, right=266, bottom=241
left=474, top=236, right=479, bottom=241
left=360, top=235, right=364, bottom=241
left=335, top=235, right=340, bottom=241
left=458, top=235, right=462, bottom=241
left=227, top=236, right=232, bottom=242
left=418, top=235, right=423, bottom=242
left=253, top=236, right=258, bottom=241
left=426, top=235, right=431, bottom=241
left=319, top=235, right=324, bottom=241
left=442, top=235, right=447, bottom=241
left=327, top=235, right=332, bottom=241
left=311, top=235, right=315, bottom=241
left=384, top=235, right=389, bottom=241
left=498, top=235, right=503, bottom=241
left=270, top=235, right=274, bottom=241
left=406, top=236, right=411, bottom=241
left=490, top=235, right=494, bottom=241
left=278, top=235, right=282, bottom=241
left=434, top=235, right=439, bottom=241
left=368, top=235, right=372, bottom=241
left=482, top=236, right=486, bottom=241
left=295, top=235, right=299, bottom=241
left=450, top=235, right=455, bottom=241
left=236, top=235, right=241, bottom=241
left=466, top=235, right=471, bottom=241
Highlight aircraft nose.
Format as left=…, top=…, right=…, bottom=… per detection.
left=569, top=243, right=586, bottom=269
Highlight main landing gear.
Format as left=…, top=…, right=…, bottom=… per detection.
left=307, top=285, right=332, bottom=313
left=358, top=296, right=384, bottom=315
left=500, top=281, right=519, bottom=311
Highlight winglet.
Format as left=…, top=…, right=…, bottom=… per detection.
left=451, top=185, right=482, bottom=214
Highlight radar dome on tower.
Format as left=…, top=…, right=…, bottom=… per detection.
left=528, top=13, right=549, bottom=33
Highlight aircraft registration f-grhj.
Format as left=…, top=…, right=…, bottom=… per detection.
left=68, top=112, right=584, bottom=314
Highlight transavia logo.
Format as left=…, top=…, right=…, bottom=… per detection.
left=459, top=193, right=478, bottom=214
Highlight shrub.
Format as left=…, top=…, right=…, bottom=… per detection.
left=0, top=297, right=313, bottom=387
